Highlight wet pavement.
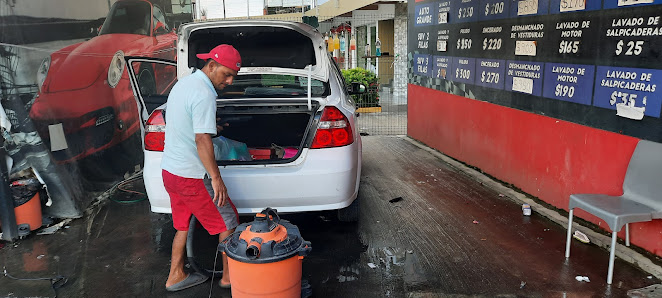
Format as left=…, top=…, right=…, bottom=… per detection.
left=0, top=136, right=660, bottom=297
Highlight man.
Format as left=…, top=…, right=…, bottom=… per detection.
left=161, top=44, right=241, bottom=292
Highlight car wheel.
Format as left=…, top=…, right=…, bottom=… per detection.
left=187, top=215, right=224, bottom=277
left=137, top=64, right=157, bottom=97
left=78, top=131, right=143, bottom=187
left=337, top=197, right=360, bottom=222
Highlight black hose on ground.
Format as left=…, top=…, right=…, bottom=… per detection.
left=186, top=215, right=223, bottom=277
left=109, top=174, right=147, bottom=204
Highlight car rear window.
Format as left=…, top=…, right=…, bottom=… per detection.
left=220, top=74, right=329, bottom=99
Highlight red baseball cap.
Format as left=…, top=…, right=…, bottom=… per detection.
left=196, top=44, right=242, bottom=71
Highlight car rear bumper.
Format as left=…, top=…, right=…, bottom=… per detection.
left=144, top=143, right=361, bottom=215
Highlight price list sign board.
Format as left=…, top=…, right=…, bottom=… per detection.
left=453, top=0, right=480, bottom=23
left=543, top=14, right=600, bottom=62
left=476, top=59, right=507, bottom=89
left=452, top=26, right=478, bottom=56
left=593, top=66, right=662, bottom=118
left=479, top=23, right=512, bottom=59
left=416, top=3, right=435, bottom=27
left=438, top=1, right=452, bottom=24
left=510, top=22, right=545, bottom=57
left=452, top=57, right=477, bottom=83
left=437, top=28, right=451, bottom=52
left=408, top=0, right=662, bottom=141
left=433, top=56, right=453, bottom=79
left=542, top=63, right=596, bottom=105
left=414, top=54, right=432, bottom=77
left=418, top=31, right=431, bottom=51
left=506, top=60, right=545, bottom=95
left=599, top=10, right=662, bottom=68
left=480, top=0, right=510, bottom=20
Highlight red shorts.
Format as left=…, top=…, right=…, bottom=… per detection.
left=162, top=170, right=239, bottom=235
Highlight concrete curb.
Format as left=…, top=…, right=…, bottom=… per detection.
left=357, top=107, right=382, bottom=113
left=403, top=136, right=662, bottom=280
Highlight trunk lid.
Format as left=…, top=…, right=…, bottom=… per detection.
left=177, top=20, right=328, bottom=82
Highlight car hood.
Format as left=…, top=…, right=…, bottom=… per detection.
left=46, top=34, right=148, bottom=93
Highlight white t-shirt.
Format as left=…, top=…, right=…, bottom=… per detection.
left=161, top=69, right=217, bottom=178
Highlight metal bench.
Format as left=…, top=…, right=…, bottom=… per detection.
left=565, top=139, right=662, bottom=284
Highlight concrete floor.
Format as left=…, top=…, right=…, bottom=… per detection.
left=0, top=136, right=659, bottom=297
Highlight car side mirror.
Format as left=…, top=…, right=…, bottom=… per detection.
left=348, top=82, right=366, bottom=95
left=154, top=22, right=168, bottom=35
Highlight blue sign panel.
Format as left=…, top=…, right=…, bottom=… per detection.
left=452, top=0, right=479, bottom=23
left=549, top=0, right=601, bottom=13
left=415, top=3, right=434, bottom=27
left=603, top=0, right=662, bottom=9
left=432, top=56, right=452, bottom=79
left=480, top=0, right=510, bottom=21
left=593, top=66, right=662, bottom=118
left=509, top=0, right=550, bottom=17
left=542, top=63, right=595, bottom=105
left=476, top=59, right=506, bottom=89
left=505, top=61, right=545, bottom=96
left=414, top=54, right=432, bottom=76
left=451, top=57, right=477, bottom=84
left=437, top=0, right=452, bottom=24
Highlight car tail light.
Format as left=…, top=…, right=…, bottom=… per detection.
left=145, top=109, right=165, bottom=151
left=311, top=106, right=354, bottom=149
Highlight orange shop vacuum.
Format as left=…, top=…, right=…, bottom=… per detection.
left=219, top=208, right=312, bottom=298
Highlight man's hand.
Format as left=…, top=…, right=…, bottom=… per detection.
left=195, top=133, right=226, bottom=205
left=216, top=117, right=229, bottom=135
left=211, top=176, right=230, bottom=206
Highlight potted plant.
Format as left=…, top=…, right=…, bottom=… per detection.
left=341, top=68, right=379, bottom=108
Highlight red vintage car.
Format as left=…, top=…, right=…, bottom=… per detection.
left=30, top=0, right=178, bottom=164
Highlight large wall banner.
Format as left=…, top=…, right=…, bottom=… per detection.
left=0, top=0, right=191, bottom=218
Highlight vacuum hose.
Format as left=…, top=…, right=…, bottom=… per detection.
left=186, top=215, right=223, bottom=277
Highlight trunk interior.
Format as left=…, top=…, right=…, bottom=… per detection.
left=213, top=100, right=320, bottom=165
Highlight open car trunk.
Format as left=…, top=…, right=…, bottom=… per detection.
left=212, top=99, right=321, bottom=165
left=179, top=22, right=330, bottom=166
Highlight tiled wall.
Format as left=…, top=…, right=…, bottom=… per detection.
left=394, top=2, right=408, bottom=98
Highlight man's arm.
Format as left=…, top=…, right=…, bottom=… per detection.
left=195, top=133, right=229, bottom=206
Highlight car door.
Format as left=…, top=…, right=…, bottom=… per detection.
left=125, top=57, right=177, bottom=125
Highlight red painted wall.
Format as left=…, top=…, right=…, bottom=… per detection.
left=408, top=84, right=662, bottom=257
